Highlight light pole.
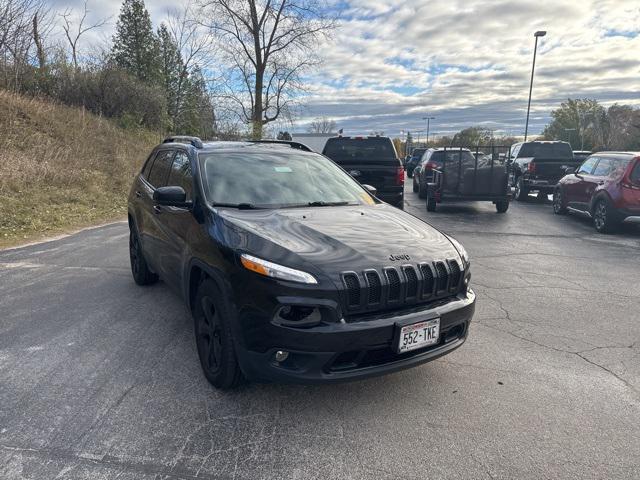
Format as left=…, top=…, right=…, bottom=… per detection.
left=422, top=116, right=435, bottom=145
left=524, top=30, right=546, bottom=141
left=564, top=128, right=576, bottom=147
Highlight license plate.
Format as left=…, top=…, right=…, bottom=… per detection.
left=397, top=318, right=440, bottom=353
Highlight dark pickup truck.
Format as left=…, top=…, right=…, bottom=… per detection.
left=509, top=141, right=581, bottom=201
left=323, top=136, right=405, bottom=209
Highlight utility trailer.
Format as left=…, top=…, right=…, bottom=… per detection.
left=425, top=146, right=511, bottom=213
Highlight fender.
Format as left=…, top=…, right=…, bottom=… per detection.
left=184, top=258, right=234, bottom=313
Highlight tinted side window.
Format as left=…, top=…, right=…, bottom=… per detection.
left=631, top=161, right=640, bottom=184
left=167, top=151, right=193, bottom=200
left=147, top=150, right=175, bottom=188
left=577, top=157, right=598, bottom=175
left=142, top=152, right=156, bottom=179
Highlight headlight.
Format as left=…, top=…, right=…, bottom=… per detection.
left=240, top=254, right=318, bottom=284
left=446, top=235, right=470, bottom=267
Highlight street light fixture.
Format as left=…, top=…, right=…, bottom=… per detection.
left=422, top=116, right=435, bottom=145
left=524, top=30, right=546, bottom=141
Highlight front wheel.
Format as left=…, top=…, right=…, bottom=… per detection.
left=412, top=175, right=419, bottom=192
left=193, top=280, right=243, bottom=389
left=426, top=197, right=437, bottom=212
left=593, top=199, right=618, bottom=234
left=553, top=189, right=567, bottom=215
left=495, top=200, right=509, bottom=213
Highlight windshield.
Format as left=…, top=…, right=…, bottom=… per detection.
left=200, top=150, right=375, bottom=208
left=323, top=137, right=397, bottom=164
left=519, top=143, right=573, bottom=159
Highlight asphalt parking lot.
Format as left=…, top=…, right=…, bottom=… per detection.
left=1, top=183, right=639, bottom=480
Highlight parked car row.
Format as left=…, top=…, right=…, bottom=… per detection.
left=402, top=140, right=640, bottom=233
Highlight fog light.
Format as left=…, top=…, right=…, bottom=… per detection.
left=275, top=350, right=289, bottom=363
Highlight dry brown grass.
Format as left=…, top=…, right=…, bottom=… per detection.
left=0, top=90, right=161, bottom=248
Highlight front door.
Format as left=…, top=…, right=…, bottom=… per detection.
left=565, top=156, right=598, bottom=211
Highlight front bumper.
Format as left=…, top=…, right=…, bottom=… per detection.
left=235, top=289, right=475, bottom=384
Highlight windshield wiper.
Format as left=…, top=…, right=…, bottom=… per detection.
left=307, top=201, right=355, bottom=207
left=211, top=202, right=264, bottom=210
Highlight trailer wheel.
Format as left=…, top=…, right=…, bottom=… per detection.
left=495, top=200, right=509, bottom=213
left=426, top=197, right=437, bottom=212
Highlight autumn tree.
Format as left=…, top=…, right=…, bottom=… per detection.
left=199, top=0, right=335, bottom=139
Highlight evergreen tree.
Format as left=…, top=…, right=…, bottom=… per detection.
left=179, top=66, right=215, bottom=138
left=111, top=0, right=161, bottom=84
left=157, top=23, right=185, bottom=129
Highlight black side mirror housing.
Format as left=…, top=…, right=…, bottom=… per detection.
left=153, top=186, right=191, bottom=207
left=565, top=166, right=577, bottom=175
left=362, top=184, right=377, bottom=196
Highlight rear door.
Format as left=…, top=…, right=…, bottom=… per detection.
left=323, top=137, right=402, bottom=197
left=154, top=150, right=196, bottom=289
left=142, top=149, right=176, bottom=274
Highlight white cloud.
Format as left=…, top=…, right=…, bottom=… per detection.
left=47, top=0, right=640, bottom=137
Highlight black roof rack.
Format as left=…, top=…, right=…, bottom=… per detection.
left=163, top=136, right=203, bottom=149
left=247, top=140, right=313, bottom=152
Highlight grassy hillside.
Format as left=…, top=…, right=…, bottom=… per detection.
left=0, top=90, right=160, bottom=248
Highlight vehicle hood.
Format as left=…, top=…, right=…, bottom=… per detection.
left=218, top=204, right=459, bottom=275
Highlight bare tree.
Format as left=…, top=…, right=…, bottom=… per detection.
left=164, top=1, right=214, bottom=126
left=307, top=116, right=336, bottom=133
left=60, top=1, right=110, bottom=69
left=198, top=0, right=334, bottom=139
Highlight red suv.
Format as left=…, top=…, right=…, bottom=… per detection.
left=553, top=152, right=640, bottom=232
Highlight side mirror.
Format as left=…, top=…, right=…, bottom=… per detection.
left=565, top=166, right=577, bottom=175
left=153, top=186, right=191, bottom=207
left=362, top=184, right=377, bottom=196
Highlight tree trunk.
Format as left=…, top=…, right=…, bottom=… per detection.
left=252, top=73, right=263, bottom=140
left=32, top=13, right=46, bottom=71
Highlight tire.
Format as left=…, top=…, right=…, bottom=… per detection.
left=412, top=175, right=419, bottom=193
left=426, top=197, right=437, bottom=212
left=193, top=279, right=243, bottom=389
left=407, top=168, right=413, bottom=179
left=418, top=179, right=426, bottom=199
left=553, top=189, right=567, bottom=215
left=495, top=200, right=509, bottom=213
left=129, top=227, right=158, bottom=286
left=592, top=199, right=618, bottom=234
left=514, top=177, right=530, bottom=201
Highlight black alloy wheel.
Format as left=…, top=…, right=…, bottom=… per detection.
left=193, top=280, right=243, bottom=389
left=129, top=228, right=158, bottom=285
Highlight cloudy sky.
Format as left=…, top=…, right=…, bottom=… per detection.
left=50, top=0, right=640, bottom=136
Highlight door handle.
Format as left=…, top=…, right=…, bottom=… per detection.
left=135, top=191, right=143, bottom=198
left=153, top=205, right=163, bottom=214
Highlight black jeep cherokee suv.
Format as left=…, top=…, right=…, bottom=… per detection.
left=128, top=137, right=475, bottom=388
